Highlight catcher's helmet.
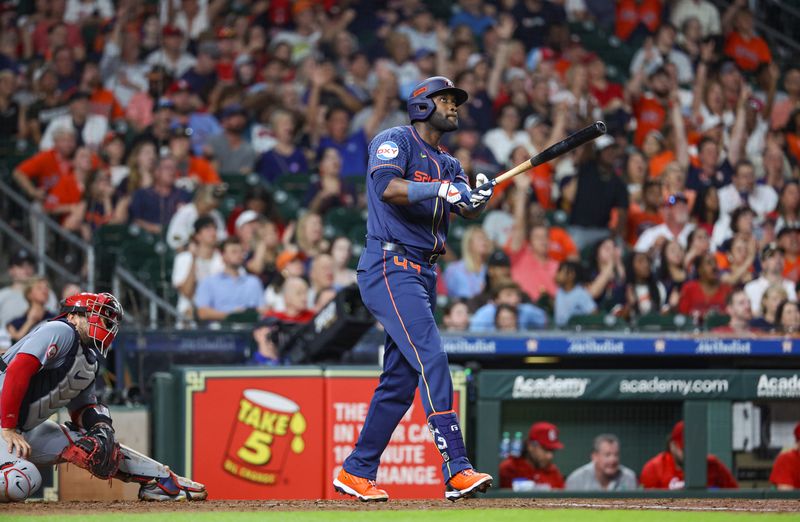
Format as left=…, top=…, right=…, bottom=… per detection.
left=59, top=292, right=124, bottom=355
left=407, top=76, right=468, bottom=123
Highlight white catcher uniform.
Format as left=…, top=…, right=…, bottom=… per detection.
left=0, top=292, right=206, bottom=502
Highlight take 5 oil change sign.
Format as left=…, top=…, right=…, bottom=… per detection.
left=189, top=370, right=325, bottom=499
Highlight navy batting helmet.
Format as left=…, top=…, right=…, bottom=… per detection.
left=407, top=76, right=468, bottom=123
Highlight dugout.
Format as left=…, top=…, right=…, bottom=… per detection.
left=474, top=369, right=800, bottom=496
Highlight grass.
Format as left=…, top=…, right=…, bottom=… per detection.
left=3, top=510, right=800, bottom=522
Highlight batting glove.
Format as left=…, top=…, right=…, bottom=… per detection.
left=470, top=173, right=493, bottom=208
left=438, top=181, right=472, bottom=210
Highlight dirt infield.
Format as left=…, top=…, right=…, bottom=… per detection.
left=5, top=498, right=800, bottom=514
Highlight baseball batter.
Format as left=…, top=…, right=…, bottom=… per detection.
left=333, top=76, right=494, bottom=502
left=0, top=292, right=207, bottom=502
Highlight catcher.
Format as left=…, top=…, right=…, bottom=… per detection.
left=0, top=292, right=207, bottom=502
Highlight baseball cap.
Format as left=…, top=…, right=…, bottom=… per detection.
left=524, top=114, right=551, bottom=130
left=670, top=421, right=685, bottom=450
left=10, top=248, right=34, bottom=267
left=488, top=250, right=511, bottom=267
left=170, top=125, right=193, bottom=139
left=778, top=225, right=799, bottom=239
left=276, top=250, right=306, bottom=271
left=414, top=48, right=435, bottom=61
left=235, top=210, right=261, bottom=230
left=156, top=97, right=175, bottom=111
left=594, top=134, right=618, bottom=152
left=193, top=215, right=217, bottom=235
left=67, top=89, right=91, bottom=103
left=162, top=25, right=183, bottom=38
left=665, top=193, right=688, bottom=206
left=528, top=422, right=564, bottom=451
left=220, top=103, right=247, bottom=120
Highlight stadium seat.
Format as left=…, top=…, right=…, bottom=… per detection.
left=326, top=208, right=365, bottom=238
left=567, top=313, right=626, bottom=331
left=704, top=313, right=731, bottom=330
left=636, top=313, right=693, bottom=332
left=273, top=190, right=301, bottom=221
left=274, top=173, right=315, bottom=202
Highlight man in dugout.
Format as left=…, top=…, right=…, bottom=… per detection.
left=499, top=421, right=565, bottom=490
left=769, top=422, right=800, bottom=489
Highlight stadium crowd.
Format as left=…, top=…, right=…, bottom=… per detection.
left=3, top=0, right=800, bottom=350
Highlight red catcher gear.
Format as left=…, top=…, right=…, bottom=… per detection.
left=59, top=292, right=123, bottom=356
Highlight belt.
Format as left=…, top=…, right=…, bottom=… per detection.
left=370, top=240, right=440, bottom=265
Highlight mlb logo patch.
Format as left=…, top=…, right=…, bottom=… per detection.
left=376, top=141, right=399, bottom=160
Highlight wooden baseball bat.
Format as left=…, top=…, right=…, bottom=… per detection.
left=475, top=121, right=607, bottom=192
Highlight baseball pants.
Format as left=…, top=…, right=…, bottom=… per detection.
left=342, top=242, right=471, bottom=482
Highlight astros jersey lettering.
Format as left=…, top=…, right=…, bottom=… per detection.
left=366, top=126, right=468, bottom=253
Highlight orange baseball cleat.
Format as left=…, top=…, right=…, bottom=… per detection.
left=333, top=469, right=389, bottom=502
left=445, top=469, right=493, bottom=501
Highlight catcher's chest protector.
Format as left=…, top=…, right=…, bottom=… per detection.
left=19, top=335, right=99, bottom=431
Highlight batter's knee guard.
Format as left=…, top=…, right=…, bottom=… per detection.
left=0, top=460, right=42, bottom=502
left=427, top=410, right=469, bottom=475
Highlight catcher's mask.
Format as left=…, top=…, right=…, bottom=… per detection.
left=58, top=292, right=123, bottom=356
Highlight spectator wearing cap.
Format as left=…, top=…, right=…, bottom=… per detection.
left=78, top=62, right=124, bottom=123
left=468, top=249, right=513, bottom=310
left=6, top=277, right=56, bottom=343
left=635, top=193, right=695, bottom=254
left=770, top=422, right=800, bottom=489
left=723, top=6, right=772, bottom=73
left=195, top=237, right=264, bottom=321
left=145, top=25, right=196, bottom=78
left=205, top=104, right=257, bottom=175
left=469, top=280, right=548, bottom=331
left=445, top=226, right=491, bottom=300
left=554, top=260, right=597, bottom=326
left=0, top=250, right=57, bottom=329
left=40, top=90, right=108, bottom=150
left=566, top=434, right=637, bottom=491
left=499, top=422, right=565, bottom=490
left=180, top=41, right=219, bottom=104
left=629, top=24, right=693, bottom=85
left=172, top=215, right=224, bottom=318
left=677, top=253, right=732, bottom=318
left=744, top=243, right=797, bottom=316
left=166, top=184, right=228, bottom=250
left=641, top=421, right=738, bottom=489
left=671, top=0, right=721, bottom=37
left=169, top=125, right=221, bottom=187
left=13, top=126, right=76, bottom=201
left=99, top=14, right=149, bottom=109
left=256, top=109, right=308, bottom=183
left=264, top=250, right=308, bottom=312
left=712, top=288, right=756, bottom=335
left=129, top=155, right=192, bottom=235
left=568, top=134, right=628, bottom=250
left=169, top=79, right=223, bottom=157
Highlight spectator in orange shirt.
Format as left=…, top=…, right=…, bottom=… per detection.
left=528, top=203, right=578, bottom=263
left=499, top=422, right=565, bottom=490
left=13, top=126, right=76, bottom=201
left=629, top=65, right=670, bottom=149
left=627, top=179, right=665, bottom=246
left=169, top=125, right=221, bottom=189
left=770, top=422, right=800, bottom=489
left=723, top=7, right=772, bottom=73
left=79, top=61, right=124, bottom=122
left=778, top=227, right=800, bottom=282
left=43, top=146, right=94, bottom=232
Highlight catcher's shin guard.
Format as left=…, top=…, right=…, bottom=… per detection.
left=115, top=444, right=207, bottom=501
left=0, top=459, right=42, bottom=502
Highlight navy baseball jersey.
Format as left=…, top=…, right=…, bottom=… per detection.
left=366, top=126, right=469, bottom=253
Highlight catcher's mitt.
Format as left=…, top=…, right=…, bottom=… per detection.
left=60, top=423, right=122, bottom=479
